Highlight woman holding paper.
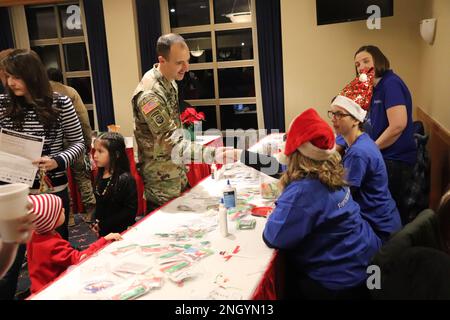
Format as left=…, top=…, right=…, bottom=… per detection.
left=0, top=49, right=85, bottom=240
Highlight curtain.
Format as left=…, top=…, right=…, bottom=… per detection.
left=255, top=0, right=285, bottom=132
left=0, top=8, right=14, bottom=50
left=135, top=0, right=162, bottom=76
left=83, top=0, right=115, bottom=131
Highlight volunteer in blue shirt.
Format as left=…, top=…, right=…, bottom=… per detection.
left=263, top=108, right=381, bottom=300
left=352, top=45, right=416, bottom=225
left=330, top=68, right=401, bottom=243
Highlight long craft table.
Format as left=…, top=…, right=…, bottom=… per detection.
left=31, top=162, right=279, bottom=300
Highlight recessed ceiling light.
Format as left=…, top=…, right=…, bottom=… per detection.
left=241, top=42, right=245, bottom=46
left=170, top=8, right=175, bottom=13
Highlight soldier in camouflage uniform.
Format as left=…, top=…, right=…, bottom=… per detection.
left=132, top=34, right=220, bottom=212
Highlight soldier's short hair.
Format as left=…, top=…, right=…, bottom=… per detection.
left=47, top=67, right=63, bottom=83
left=156, top=33, right=186, bottom=60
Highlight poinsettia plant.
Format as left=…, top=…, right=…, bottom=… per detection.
left=180, top=107, right=205, bottom=126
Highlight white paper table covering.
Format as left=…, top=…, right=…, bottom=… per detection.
left=30, top=164, right=276, bottom=300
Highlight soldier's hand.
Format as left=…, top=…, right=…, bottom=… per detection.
left=214, top=147, right=242, bottom=164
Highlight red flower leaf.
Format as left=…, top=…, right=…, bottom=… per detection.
left=180, top=107, right=205, bottom=125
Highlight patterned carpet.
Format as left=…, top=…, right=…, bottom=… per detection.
left=15, top=214, right=98, bottom=299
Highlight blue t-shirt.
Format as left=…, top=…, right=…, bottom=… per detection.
left=343, top=133, right=402, bottom=242
left=336, top=134, right=346, bottom=148
left=369, top=70, right=417, bottom=165
left=263, top=178, right=381, bottom=290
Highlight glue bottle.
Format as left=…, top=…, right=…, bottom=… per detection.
left=223, top=179, right=236, bottom=208
left=218, top=198, right=228, bottom=237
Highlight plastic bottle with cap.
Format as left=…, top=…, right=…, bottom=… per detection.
left=223, top=180, right=236, bottom=208
left=218, top=198, right=228, bottom=237
left=211, top=163, right=217, bottom=179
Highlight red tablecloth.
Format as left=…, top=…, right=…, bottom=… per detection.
left=185, top=136, right=223, bottom=187
left=250, top=251, right=284, bottom=300
left=69, top=136, right=223, bottom=216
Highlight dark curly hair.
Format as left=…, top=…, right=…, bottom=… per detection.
left=3, top=49, right=59, bottom=131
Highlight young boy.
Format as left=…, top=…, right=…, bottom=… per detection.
left=27, top=194, right=122, bottom=293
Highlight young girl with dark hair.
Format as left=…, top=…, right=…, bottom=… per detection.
left=91, top=132, right=137, bottom=237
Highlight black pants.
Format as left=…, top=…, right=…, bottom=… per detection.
left=54, top=188, right=70, bottom=241
left=145, top=200, right=160, bottom=215
left=385, top=160, right=414, bottom=225
left=0, top=244, right=26, bottom=300
left=287, top=273, right=370, bottom=300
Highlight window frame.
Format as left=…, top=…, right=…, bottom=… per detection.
left=159, top=0, right=264, bottom=132
left=25, top=0, right=98, bottom=131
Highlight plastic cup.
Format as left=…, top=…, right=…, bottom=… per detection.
left=0, top=183, right=30, bottom=243
left=260, top=176, right=280, bottom=200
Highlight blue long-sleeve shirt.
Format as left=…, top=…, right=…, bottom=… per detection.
left=263, top=178, right=381, bottom=290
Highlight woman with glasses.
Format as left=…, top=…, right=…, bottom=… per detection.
left=351, top=45, right=416, bottom=225
left=329, top=69, right=401, bottom=243
left=263, top=108, right=380, bottom=300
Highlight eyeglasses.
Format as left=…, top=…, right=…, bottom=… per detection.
left=327, top=111, right=352, bottom=120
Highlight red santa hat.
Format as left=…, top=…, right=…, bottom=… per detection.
left=331, top=68, right=375, bottom=122
left=28, top=194, right=63, bottom=234
left=278, top=108, right=336, bottom=164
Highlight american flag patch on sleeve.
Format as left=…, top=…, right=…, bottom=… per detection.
left=142, top=100, right=158, bottom=115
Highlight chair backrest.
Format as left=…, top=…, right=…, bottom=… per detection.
left=371, top=208, right=450, bottom=299
left=413, top=120, right=425, bottom=136
left=372, top=246, right=450, bottom=300
left=437, top=189, right=450, bottom=255
left=404, top=153, right=431, bottom=222
left=372, top=209, right=441, bottom=268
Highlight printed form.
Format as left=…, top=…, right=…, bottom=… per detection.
left=0, top=128, right=44, bottom=187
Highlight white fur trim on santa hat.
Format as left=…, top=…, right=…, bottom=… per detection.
left=297, top=141, right=336, bottom=161
left=275, top=142, right=288, bottom=165
left=276, top=151, right=288, bottom=165
left=332, top=95, right=366, bottom=122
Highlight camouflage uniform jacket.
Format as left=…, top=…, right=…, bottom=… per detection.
left=132, top=64, right=215, bottom=206
left=50, top=81, right=92, bottom=151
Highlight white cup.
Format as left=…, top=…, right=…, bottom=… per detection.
left=0, top=183, right=30, bottom=243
